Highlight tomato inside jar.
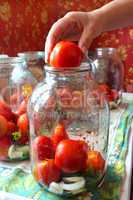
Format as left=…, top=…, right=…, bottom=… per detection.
left=0, top=57, right=37, bottom=161
left=29, top=58, right=109, bottom=196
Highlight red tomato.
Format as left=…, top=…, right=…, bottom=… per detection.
left=87, top=150, right=105, bottom=171
left=37, top=159, right=61, bottom=185
left=16, top=113, right=29, bottom=144
left=106, top=94, right=114, bottom=102
left=0, top=100, right=16, bottom=121
left=49, top=41, right=83, bottom=68
left=98, top=84, right=111, bottom=94
left=33, top=136, right=54, bottom=160
left=110, top=89, right=119, bottom=101
left=0, top=136, right=11, bottom=160
left=17, top=100, right=27, bottom=115
left=52, top=124, right=68, bottom=150
left=17, top=113, right=29, bottom=134
left=55, top=139, right=88, bottom=173
left=7, top=121, right=17, bottom=135
left=0, top=115, right=8, bottom=138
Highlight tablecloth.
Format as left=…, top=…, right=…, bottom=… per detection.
left=0, top=102, right=132, bottom=200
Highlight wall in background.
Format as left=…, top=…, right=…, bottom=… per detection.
left=0, top=0, right=132, bottom=91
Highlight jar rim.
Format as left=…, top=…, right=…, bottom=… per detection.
left=18, top=51, right=45, bottom=61
left=45, top=62, right=91, bottom=73
left=0, top=54, right=8, bottom=59
left=96, top=47, right=116, bottom=53
left=0, top=57, right=24, bottom=64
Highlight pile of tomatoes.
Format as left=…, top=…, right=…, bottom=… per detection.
left=32, top=124, right=105, bottom=186
left=0, top=98, right=29, bottom=160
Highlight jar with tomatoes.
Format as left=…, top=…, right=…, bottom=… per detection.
left=92, top=48, right=124, bottom=107
left=18, top=51, right=45, bottom=82
left=28, top=61, right=110, bottom=196
left=0, top=57, right=37, bottom=161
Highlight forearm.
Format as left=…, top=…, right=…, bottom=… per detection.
left=96, top=0, right=133, bottom=32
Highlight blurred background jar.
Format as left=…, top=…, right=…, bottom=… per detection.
left=91, top=48, right=124, bottom=103
left=0, top=54, right=9, bottom=94
left=18, top=51, right=45, bottom=81
left=0, top=57, right=37, bottom=161
left=28, top=61, right=109, bottom=196
left=0, top=54, right=8, bottom=59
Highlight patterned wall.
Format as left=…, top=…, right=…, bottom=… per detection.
left=0, top=0, right=132, bottom=91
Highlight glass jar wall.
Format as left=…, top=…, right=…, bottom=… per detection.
left=0, top=57, right=37, bottom=161
left=18, top=51, right=45, bottom=81
left=92, top=48, right=124, bottom=104
left=28, top=62, right=109, bottom=196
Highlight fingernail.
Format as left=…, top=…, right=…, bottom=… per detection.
left=81, top=46, right=88, bottom=54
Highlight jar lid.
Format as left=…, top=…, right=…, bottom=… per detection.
left=0, top=57, right=25, bottom=64
left=17, top=51, right=45, bottom=61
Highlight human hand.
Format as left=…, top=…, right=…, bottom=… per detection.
left=45, top=10, right=104, bottom=62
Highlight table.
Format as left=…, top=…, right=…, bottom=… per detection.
left=0, top=93, right=132, bottom=200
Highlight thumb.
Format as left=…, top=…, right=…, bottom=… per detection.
left=78, top=27, right=93, bottom=53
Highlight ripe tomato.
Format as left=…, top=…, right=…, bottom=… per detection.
left=16, top=113, right=29, bottom=144
left=0, top=136, right=11, bottom=160
left=37, top=159, right=61, bottom=185
left=98, top=84, right=111, bottom=94
left=7, top=121, right=17, bottom=135
left=17, top=113, right=29, bottom=134
left=0, top=100, right=16, bottom=121
left=106, top=94, right=114, bottom=102
left=110, top=89, right=119, bottom=101
left=33, top=136, right=54, bottom=160
left=49, top=41, right=83, bottom=68
left=55, top=139, right=88, bottom=173
left=52, top=124, right=68, bottom=151
left=17, top=99, right=27, bottom=115
left=87, top=150, right=105, bottom=172
left=0, top=115, right=8, bottom=138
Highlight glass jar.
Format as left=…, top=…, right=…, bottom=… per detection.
left=28, top=61, right=109, bottom=196
left=0, top=54, right=8, bottom=58
left=0, top=57, right=37, bottom=161
left=18, top=51, right=45, bottom=81
left=92, top=48, right=124, bottom=104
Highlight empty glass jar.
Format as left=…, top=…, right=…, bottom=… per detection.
left=92, top=48, right=124, bottom=104
left=18, top=51, right=45, bottom=81
left=28, top=61, right=110, bottom=196
left=0, top=57, right=37, bottom=161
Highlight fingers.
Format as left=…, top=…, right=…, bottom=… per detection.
left=78, top=26, right=93, bottom=54
left=45, top=18, right=71, bottom=63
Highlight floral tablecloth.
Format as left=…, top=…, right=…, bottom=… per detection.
left=0, top=102, right=132, bottom=200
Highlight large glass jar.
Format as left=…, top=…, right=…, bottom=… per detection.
left=92, top=48, right=124, bottom=104
left=18, top=51, right=45, bottom=81
left=0, top=57, right=37, bottom=161
left=28, top=62, right=110, bottom=196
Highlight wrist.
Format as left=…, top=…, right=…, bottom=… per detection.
left=87, top=8, right=106, bottom=37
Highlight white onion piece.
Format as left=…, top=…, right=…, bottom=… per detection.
left=61, top=177, right=85, bottom=191
left=49, top=182, right=63, bottom=194
left=63, top=176, right=84, bottom=183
